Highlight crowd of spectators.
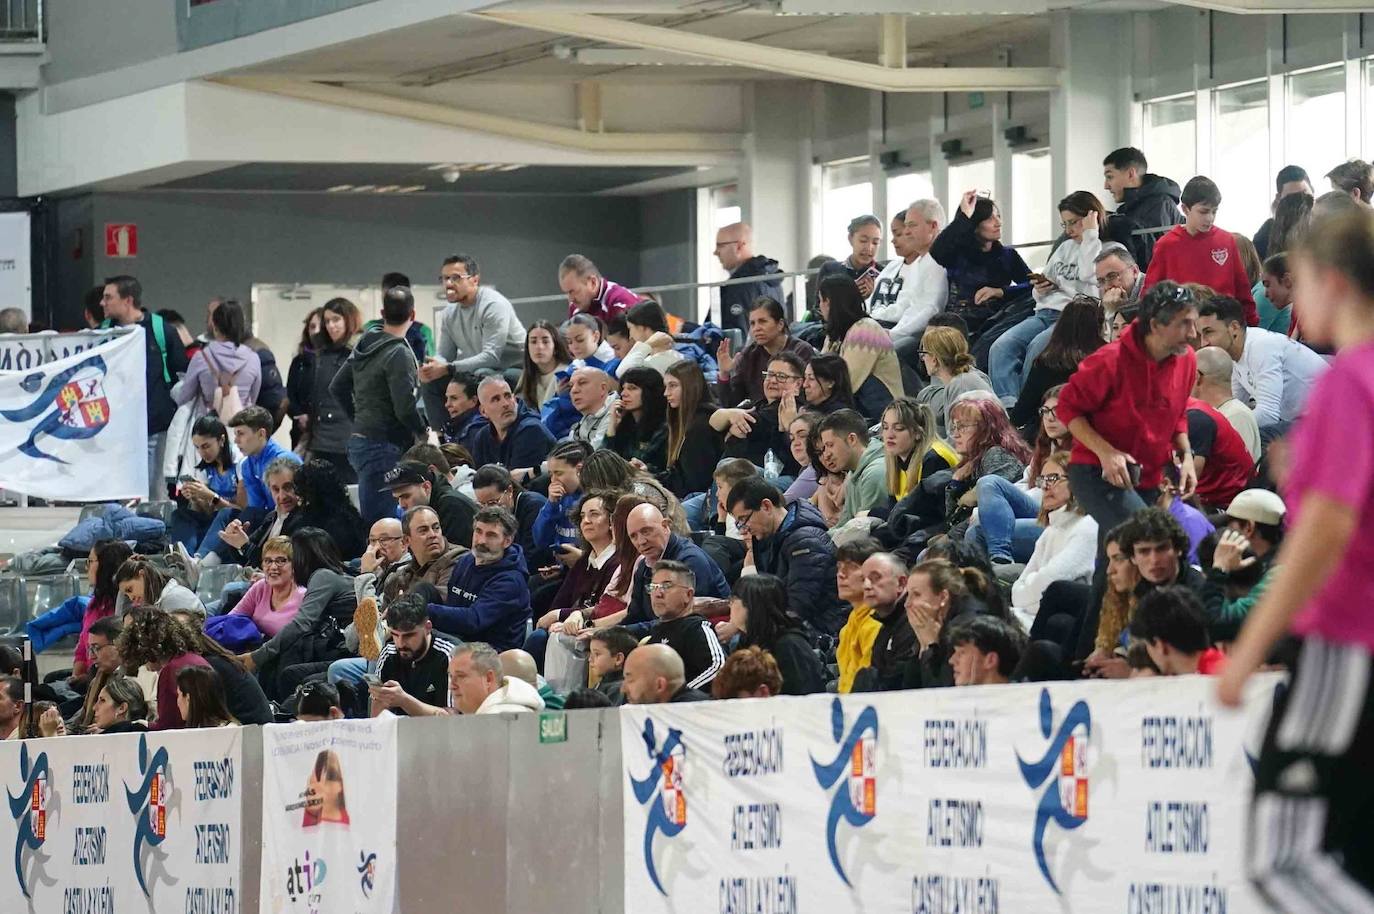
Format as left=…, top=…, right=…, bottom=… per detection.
left=6, top=151, right=1373, bottom=745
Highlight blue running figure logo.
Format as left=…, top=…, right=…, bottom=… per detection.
left=629, top=719, right=688, bottom=896
left=1016, top=688, right=1092, bottom=895
left=810, top=697, right=879, bottom=887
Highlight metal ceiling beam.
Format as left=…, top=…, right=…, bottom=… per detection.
left=474, top=11, right=1062, bottom=92
left=213, top=76, right=742, bottom=154
left=1165, top=0, right=1370, bottom=11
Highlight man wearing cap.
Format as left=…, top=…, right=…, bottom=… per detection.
left=1201, top=488, right=1286, bottom=641
left=382, top=460, right=476, bottom=549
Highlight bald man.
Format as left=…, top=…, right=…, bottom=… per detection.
left=499, top=648, right=565, bottom=709
left=566, top=367, right=618, bottom=450
left=715, top=222, right=783, bottom=335
left=621, top=504, right=730, bottom=637
left=362, top=517, right=406, bottom=576
left=622, top=644, right=710, bottom=704
left=1194, top=346, right=1261, bottom=463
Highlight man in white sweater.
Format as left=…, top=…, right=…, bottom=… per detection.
left=868, top=198, right=949, bottom=376
left=418, top=253, right=526, bottom=427
left=1194, top=295, right=1327, bottom=441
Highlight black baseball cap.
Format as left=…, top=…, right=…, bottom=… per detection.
left=380, top=460, right=430, bottom=492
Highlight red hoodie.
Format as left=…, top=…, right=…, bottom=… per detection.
left=1143, top=225, right=1258, bottom=326
left=1056, top=322, right=1195, bottom=489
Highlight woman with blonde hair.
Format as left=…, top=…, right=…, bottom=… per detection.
left=880, top=397, right=958, bottom=500
left=916, top=326, right=994, bottom=438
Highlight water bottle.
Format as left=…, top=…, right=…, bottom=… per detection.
left=763, top=449, right=781, bottom=482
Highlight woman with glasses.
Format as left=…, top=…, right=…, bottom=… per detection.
left=1008, top=450, right=1098, bottom=632
left=944, top=395, right=1033, bottom=534
left=817, top=274, right=902, bottom=419
left=916, top=326, right=994, bottom=439
left=969, top=385, right=1071, bottom=564
left=225, top=536, right=306, bottom=640
left=989, top=192, right=1108, bottom=401
left=711, top=351, right=806, bottom=477
left=1009, top=295, right=1105, bottom=435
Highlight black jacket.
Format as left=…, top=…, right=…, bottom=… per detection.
left=136, top=310, right=189, bottom=434
left=303, top=346, right=354, bottom=455
left=329, top=328, right=425, bottom=449
left=647, top=614, right=727, bottom=692
left=749, top=629, right=825, bottom=695
left=1113, top=174, right=1184, bottom=269
left=902, top=598, right=983, bottom=690
left=721, top=403, right=800, bottom=477
left=662, top=405, right=722, bottom=499
left=719, top=255, right=784, bottom=334
left=1073, top=562, right=1206, bottom=661
left=750, top=500, right=842, bottom=636
left=852, top=599, right=916, bottom=692
left=431, top=475, right=477, bottom=551
left=205, top=653, right=273, bottom=725
left=250, top=338, right=288, bottom=418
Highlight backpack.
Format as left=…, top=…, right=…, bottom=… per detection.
left=201, top=346, right=245, bottom=423
left=102, top=312, right=171, bottom=384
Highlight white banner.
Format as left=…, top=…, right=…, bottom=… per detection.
left=260, top=718, right=399, bottom=914
left=0, top=726, right=244, bottom=913
left=0, top=211, right=31, bottom=319
left=622, top=675, right=1280, bottom=914
left=0, top=328, right=148, bottom=500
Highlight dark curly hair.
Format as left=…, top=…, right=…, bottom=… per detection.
left=117, top=609, right=203, bottom=673
left=1120, top=506, right=1191, bottom=559
left=294, top=458, right=349, bottom=511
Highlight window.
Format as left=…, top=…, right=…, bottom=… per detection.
left=886, top=171, right=935, bottom=224
left=1011, top=150, right=1053, bottom=269
left=1142, top=95, right=1196, bottom=188
left=821, top=159, right=873, bottom=263
left=1213, top=80, right=1271, bottom=236
left=1286, top=66, right=1346, bottom=186
left=1366, top=58, right=1374, bottom=160
left=946, top=158, right=996, bottom=220
left=699, top=184, right=741, bottom=319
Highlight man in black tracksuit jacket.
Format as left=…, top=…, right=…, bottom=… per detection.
left=1103, top=149, right=1185, bottom=270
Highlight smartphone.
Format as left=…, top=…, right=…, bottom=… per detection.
left=178, top=475, right=196, bottom=484
left=1028, top=272, right=1058, bottom=288
left=363, top=673, right=382, bottom=687
left=862, top=264, right=882, bottom=280
left=1127, top=463, right=1142, bottom=488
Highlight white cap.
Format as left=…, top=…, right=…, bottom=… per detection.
left=1225, top=489, right=1286, bottom=526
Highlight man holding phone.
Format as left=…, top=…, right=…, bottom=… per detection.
left=367, top=594, right=454, bottom=717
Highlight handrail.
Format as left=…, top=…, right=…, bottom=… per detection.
left=505, top=222, right=1172, bottom=306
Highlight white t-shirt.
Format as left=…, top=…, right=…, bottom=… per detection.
left=867, top=253, right=949, bottom=341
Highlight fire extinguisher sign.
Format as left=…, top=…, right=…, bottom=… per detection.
left=105, top=223, right=138, bottom=258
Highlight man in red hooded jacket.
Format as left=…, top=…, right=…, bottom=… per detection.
left=1057, top=280, right=1200, bottom=554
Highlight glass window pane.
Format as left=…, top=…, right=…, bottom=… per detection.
left=1143, top=95, right=1196, bottom=188
left=1213, top=80, right=1271, bottom=238
left=887, top=171, right=935, bottom=225
left=1366, top=58, right=1374, bottom=160
left=1012, top=150, right=1053, bottom=269
left=1286, top=66, right=1346, bottom=185
left=946, top=158, right=996, bottom=221
left=822, top=159, right=872, bottom=263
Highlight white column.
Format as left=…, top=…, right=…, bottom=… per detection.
left=740, top=82, right=812, bottom=274
left=929, top=107, right=949, bottom=218
left=1049, top=11, right=1134, bottom=207
left=991, top=100, right=1015, bottom=240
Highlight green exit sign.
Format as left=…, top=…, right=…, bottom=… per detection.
left=968, top=92, right=985, bottom=110
left=539, top=712, right=567, bottom=744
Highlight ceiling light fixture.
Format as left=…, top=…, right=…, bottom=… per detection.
left=326, top=184, right=354, bottom=192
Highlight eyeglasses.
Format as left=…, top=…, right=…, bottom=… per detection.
left=732, top=510, right=754, bottom=532
left=1035, top=473, right=1066, bottom=488
left=261, top=556, right=291, bottom=566
left=646, top=581, right=685, bottom=595
left=440, top=274, right=472, bottom=285
left=950, top=422, right=979, bottom=434
left=1060, top=217, right=1082, bottom=230
left=916, top=348, right=931, bottom=356
left=714, top=241, right=741, bottom=251
left=1038, top=405, right=1059, bottom=418
left=761, top=371, right=800, bottom=382
left=1096, top=270, right=1126, bottom=287
left=367, top=535, right=403, bottom=545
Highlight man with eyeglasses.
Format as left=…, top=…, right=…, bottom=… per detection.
left=621, top=503, right=729, bottom=639
left=641, top=560, right=725, bottom=692
left=361, top=517, right=407, bottom=577
left=418, top=253, right=526, bottom=428
left=714, top=222, right=783, bottom=336
left=1093, top=243, right=1144, bottom=325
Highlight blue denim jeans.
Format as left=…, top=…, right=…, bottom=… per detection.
left=1023, top=323, right=1057, bottom=385
left=973, top=475, right=1043, bottom=561
left=989, top=308, right=1060, bottom=401
left=196, top=507, right=239, bottom=559
left=328, top=657, right=371, bottom=687
left=168, top=505, right=213, bottom=551
left=347, top=436, right=402, bottom=526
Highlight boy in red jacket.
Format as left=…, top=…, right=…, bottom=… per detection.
left=1143, top=176, right=1258, bottom=326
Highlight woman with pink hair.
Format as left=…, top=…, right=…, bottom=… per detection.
left=944, top=394, right=1033, bottom=530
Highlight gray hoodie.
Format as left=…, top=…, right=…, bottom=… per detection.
left=439, top=286, right=526, bottom=373
left=330, top=327, right=427, bottom=448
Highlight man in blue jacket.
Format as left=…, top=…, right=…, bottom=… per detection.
left=467, top=376, right=555, bottom=482
left=725, top=476, right=842, bottom=637
left=426, top=506, right=530, bottom=651
left=622, top=503, right=729, bottom=637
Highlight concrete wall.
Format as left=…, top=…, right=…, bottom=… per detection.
left=71, top=191, right=644, bottom=333
left=637, top=190, right=696, bottom=320
left=43, top=0, right=180, bottom=84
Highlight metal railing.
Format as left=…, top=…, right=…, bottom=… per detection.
left=0, top=0, right=42, bottom=42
